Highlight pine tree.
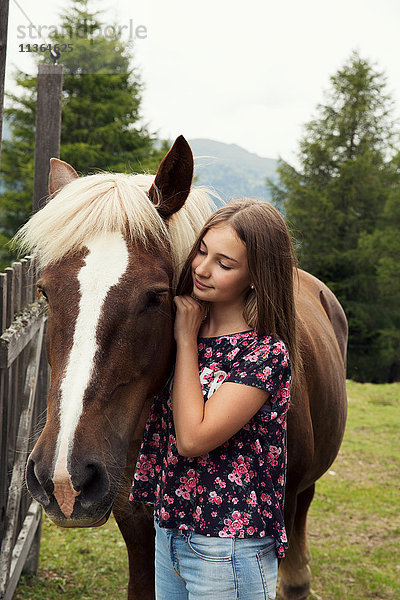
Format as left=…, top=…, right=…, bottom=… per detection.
left=358, top=153, right=400, bottom=381
left=268, top=51, right=400, bottom=381
left=0, top=0, right=168, bottom=268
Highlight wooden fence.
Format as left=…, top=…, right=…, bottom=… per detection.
left=0, top=257, right=49, bottom=600
left=0, top=0, right=63, bottom=593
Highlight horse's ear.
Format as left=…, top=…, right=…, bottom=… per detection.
left=48, top=158, right=79, bottom=195
left=148, top=135, right=194, bottom=219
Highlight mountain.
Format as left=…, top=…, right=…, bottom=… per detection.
left=0, top=119, right=280, bottom=208
left=188, top=138, right=279, bottom=207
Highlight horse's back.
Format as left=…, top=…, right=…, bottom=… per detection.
left=298, top=269, right=348, bottom=366
left=296, top=269, right=347, bottom=376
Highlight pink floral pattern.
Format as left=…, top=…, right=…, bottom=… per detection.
left=130, top=330, right=290, bottom=558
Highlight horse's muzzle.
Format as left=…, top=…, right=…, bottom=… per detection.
left=26, top=453, right=116, bottom=526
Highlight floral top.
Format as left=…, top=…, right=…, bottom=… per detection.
left=129, top=330, right=291, bottom=558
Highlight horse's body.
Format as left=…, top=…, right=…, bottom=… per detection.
left=18, top=137, right=347, bottom=600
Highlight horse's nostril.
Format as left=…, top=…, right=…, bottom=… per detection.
left=26, top=457, right=52, bottom=506
left=76, top=461, right=110, bottom=507
left=26, top=454, right=111, bottom=514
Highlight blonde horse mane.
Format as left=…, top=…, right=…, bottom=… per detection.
left=13, top=171, right=220, bottom=291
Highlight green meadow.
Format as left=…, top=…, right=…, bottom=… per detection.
left=15, top=381, right=400, bottom=599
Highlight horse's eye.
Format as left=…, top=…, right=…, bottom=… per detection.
left=143, top=291, right=168, bottom=311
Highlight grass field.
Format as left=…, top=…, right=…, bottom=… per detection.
left=15, top=381, right=400, bottom=600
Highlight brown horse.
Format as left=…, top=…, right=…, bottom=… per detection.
left=16, top=136, right=347, bottom=600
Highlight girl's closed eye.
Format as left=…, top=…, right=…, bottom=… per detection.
left=197, top=248, right=231, bottom=270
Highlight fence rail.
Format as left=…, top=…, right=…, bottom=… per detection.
left=0, top=256, right=48, bottom=600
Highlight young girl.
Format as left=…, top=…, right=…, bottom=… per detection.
left=130, top=198, right=300, bottom=600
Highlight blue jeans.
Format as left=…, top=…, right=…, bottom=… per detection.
left=154, top=517, right=278, bottom=599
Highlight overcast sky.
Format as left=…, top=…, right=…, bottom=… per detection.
left=4, top=0, right=400, bottom=168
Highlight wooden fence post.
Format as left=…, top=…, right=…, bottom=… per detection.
left=33, top=63, right=63, bottom=213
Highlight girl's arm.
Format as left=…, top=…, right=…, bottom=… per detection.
left=172, top=295, right=270, bottom=457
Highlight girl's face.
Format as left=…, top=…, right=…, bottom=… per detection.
left=191, top=224, right=251, bottom=304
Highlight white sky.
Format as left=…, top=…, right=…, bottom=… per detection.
left=4, top=0, right=400, bottom=168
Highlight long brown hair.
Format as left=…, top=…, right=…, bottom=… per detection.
left=176, top=198, right=302, bottom=389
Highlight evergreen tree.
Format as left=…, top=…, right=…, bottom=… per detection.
left=268, top=51, right=400, bottom=381
left=358, top=153, right=400, bottom=381
left=0, top=0, right=168, bottom=268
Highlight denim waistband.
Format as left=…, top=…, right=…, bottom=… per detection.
left=153, top=514, right=275, bottom=546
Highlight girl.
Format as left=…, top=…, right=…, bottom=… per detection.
left=130, top=198, right=300, bottom=600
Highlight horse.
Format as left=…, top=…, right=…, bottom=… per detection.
left=16, top=136, right=347, bottom=600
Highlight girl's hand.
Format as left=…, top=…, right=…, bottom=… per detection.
left=173, top=295, right=205, bottom=345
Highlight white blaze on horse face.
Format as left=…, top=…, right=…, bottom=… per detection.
left=52, top=232, right=129, bottom=518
